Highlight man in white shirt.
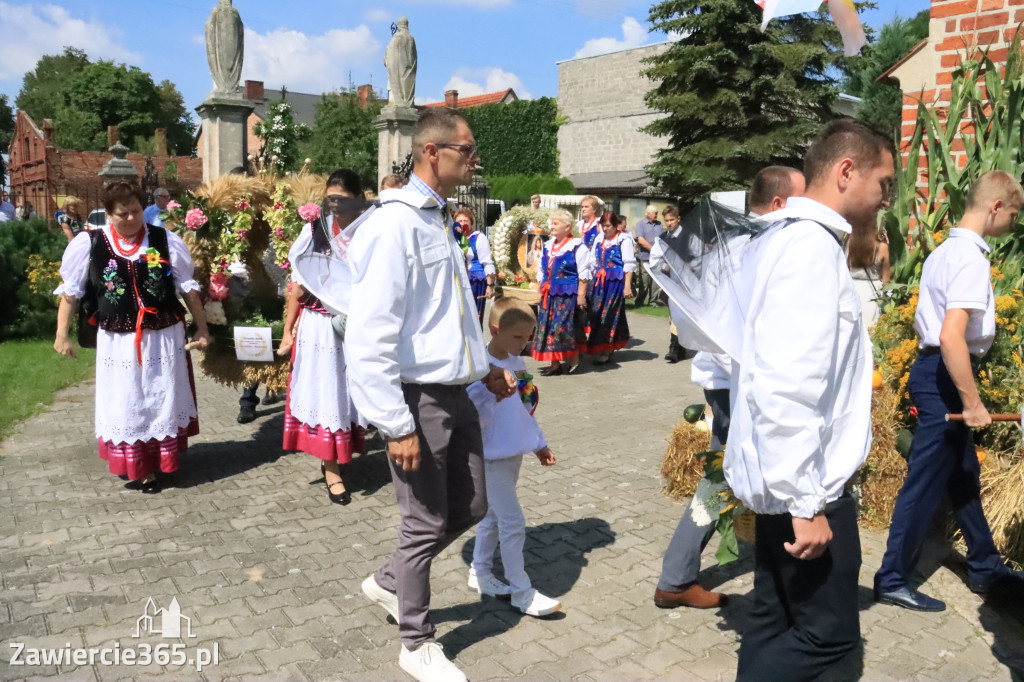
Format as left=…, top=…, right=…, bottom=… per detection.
left=875, top=171, right=1024, bottom=612
left=347, top=108, right=514, bottom=682
left=728, top=120, right=894, bottom=681
left=143, top=187, right=170, bottom=227
left=654, top=166, right=804, bottom=611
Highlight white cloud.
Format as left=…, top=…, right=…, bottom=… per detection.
left=408, top=0, right=511, bottom=6
left=441, top=67, right=531, bottom=101
left=242, top=25, right=381, bottom=94
left=0, top=2, right=142, bottom=81
left=573, top=16, right=649, bottom=59
left=364, top=8, right=393, bottom=23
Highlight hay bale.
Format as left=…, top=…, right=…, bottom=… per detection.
left=661, top=418, right=710, bottom=501
left=858, top=382, right=908, bottom=527
left=981, top=453, right=1024, bottom=568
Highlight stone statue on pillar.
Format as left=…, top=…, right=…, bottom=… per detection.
left=384, top=17, right=417, bottom=107
left=205, top=0, right=244, bottom=98
left=197, top=0, right=253, bottom=181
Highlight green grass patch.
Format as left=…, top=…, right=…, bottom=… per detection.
left=630, top=304, right=671, bottom=318
left=0, top=340, right=95, bottom=439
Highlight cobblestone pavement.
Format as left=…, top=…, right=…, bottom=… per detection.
left=2, top=311, right=1024, bottom=681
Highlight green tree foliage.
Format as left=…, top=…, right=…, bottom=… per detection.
left=15, top=47, right=89, bottom=123
left=254, top=100, right=311, bottom=172
left=462, top=98, right=560, bottom=176
left=0, top=94, right=14, bottom=182
left=17, top=49, right=195, bottom=154
left=843, top=10, right=930, bottom=137
left=155, top=79, right=197, bottom=155
left=644, top=0, right=863, bottom=205
left=304, top=91, right=382, bottom=191
left=487, top=174, right=576, bottom=208
left=0, top=217, right=67, bottom=340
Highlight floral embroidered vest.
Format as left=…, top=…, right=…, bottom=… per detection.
left=298, top=218, right=331, bottom=314
left=87, top=227, right=184, bottom=333
left=594, top=239, right=625, bottom=281
left=466, top=232, right=486, bottom=281
left=542, top=241, right=582, bottom=297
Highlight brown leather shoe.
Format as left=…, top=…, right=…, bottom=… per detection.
left=654, top=584, right=727, bottom=609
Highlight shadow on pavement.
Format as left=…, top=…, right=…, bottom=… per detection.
left=171, top=412, right=287, bottom=487
left=431, top=517, right=616, bottom=657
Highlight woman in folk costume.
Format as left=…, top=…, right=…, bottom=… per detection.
left=576, top=195, right=603, bottom=249
left=455, top=207, right=495, bottom=323
left=278, top=169, right=367, bottom=506
left=532, top=208, right=592, bottom=375
left=584, top=211, right=635, bottom=363
left=53, top=182, right=210, bottom=494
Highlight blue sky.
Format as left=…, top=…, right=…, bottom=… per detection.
left=0, top=1, right=931, bottom=114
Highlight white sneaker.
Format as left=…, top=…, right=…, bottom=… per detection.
left=467, top=568, right=512, bottom=597
left=512, top=588, right=561, bottom=617
left=362, top=574, right=400, bottom=623
left=399, top=642, right=467, bottom=682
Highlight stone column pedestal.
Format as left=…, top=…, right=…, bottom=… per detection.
left=374, top=105, right=419, bottom=187
left=196, top=97, right=254, bottom=182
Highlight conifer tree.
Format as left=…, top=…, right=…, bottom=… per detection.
left=644, top=0, right=861, bottom=205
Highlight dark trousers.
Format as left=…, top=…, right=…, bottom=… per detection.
left=875, top=352, right=1004, bottom=593
left=737, top=495, right=861, bottom=682
left=635, top=261, right=658, bottom=307
left=375, top=383, right=488, bottom=649
left=658, top=389, right=730, bottom=591
left=239, top=382, right=260, bottom=409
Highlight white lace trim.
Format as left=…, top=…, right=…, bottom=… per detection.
left=54, top=282, right=84, bottom=299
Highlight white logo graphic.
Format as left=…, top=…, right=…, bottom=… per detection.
left=134, top=597, right=196, bottom=639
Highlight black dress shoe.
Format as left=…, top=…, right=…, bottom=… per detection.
left=261, top=391, right=284, bottom=406
left=967, top=568, right=1024, bottom=594
left=874, top=586, right=945, bottom=612
left=140, top=477, right=162, bottom=495
left=237, top=405, right=256, bottom=424
left=327, top=481, right=351, bottom=505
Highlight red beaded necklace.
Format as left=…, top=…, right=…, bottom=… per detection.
left=110, top=226, right=143, bottom=257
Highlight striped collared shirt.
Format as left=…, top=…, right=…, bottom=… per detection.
left=405, top=173, right=446, bottom=209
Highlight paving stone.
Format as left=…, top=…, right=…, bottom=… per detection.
left=2, top=313, right=1022, bottom=680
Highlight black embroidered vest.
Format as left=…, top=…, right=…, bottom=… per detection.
left=298, top=218, right=331, bottom=314
left=86, top=227, right=185, bottom=333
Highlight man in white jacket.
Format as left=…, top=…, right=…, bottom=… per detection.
left=346, top=108, right=514, bottom=682
left=728, top=120, right=894, bottom=681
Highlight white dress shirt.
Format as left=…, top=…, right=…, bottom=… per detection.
left=691, top=352, right=731, bottom=390
left=725, top=197, right=873, bottom=518
left=467, top=352, right=547, bottom=460
left=344, top=186, right=490, bottom=439
left=915, top=228, right=995, bottom=356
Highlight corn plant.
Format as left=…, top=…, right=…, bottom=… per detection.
left=885, top=29, right=1024, bottom=292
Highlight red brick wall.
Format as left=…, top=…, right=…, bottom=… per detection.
left=902, top=0, right=1016, bottom=169
left=7, top=110, right=203, bottom=221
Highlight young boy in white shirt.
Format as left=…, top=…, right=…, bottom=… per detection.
left=875, top=170, right=1024, bottom=612
left=467, top=297, right=562, bottom=617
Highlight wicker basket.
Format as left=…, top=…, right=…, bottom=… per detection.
left=734, top=508, right=756, bottom=544
left=497, top=286, right=540, bottom=305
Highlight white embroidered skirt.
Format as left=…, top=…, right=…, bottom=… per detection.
left=95, top=322, right=198, bottom=445
left=284, top=309, right=363, bottom=462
